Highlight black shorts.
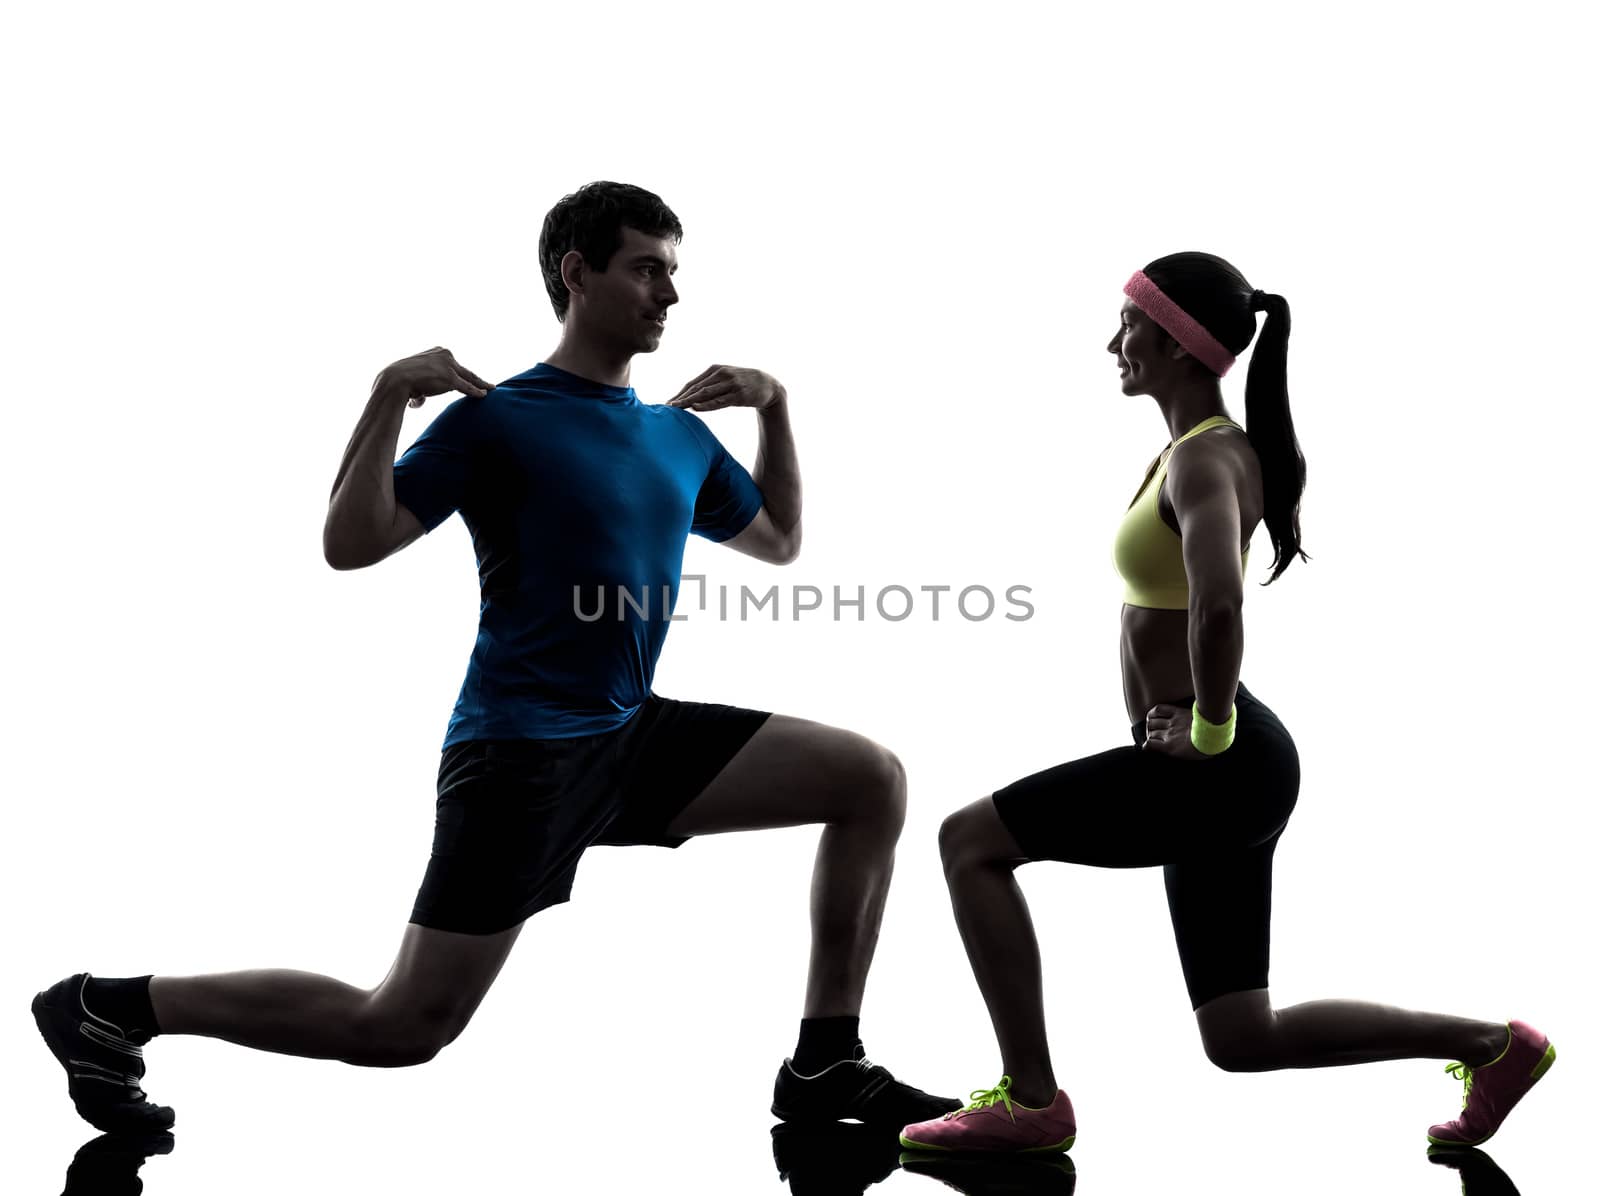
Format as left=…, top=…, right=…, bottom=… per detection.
left=990, top=682, right=1300, bottom=1009
left=409, top=694, right=771, bottom=935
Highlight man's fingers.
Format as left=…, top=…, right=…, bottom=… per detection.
left=684, top=389, right=740, bottom=411
left=684, top=381, right=740, bottom=406
left=677, top=365, right=720, bottom=394
left=672, top=366, right=726, bottom=401
left=451, top=371, right=490, bottom=397
left=428, top=348, right=489, bottom=392
left=671, top=382, right=733, bottom=408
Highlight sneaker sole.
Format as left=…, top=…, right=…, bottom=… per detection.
left=771, top=1102, right=864, bottom=1123
left=32, top=991, right=175, bottom=1133
left=770, top=1102, right=833, bottom=1123
left=898, top=1132, right=1076, bottom=1153
left=899, top=1150, right=1077, bottom=1173
left=772, top=1100, right=957, bottom=1125
left=1425, top=1042, right=1555, bottom=1147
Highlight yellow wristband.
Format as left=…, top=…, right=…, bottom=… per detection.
left=1190, top=701, right=1236, bottom=755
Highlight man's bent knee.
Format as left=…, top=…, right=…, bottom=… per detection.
left=826, top=736, right=906, bottom=832
left=350, top=999, right=469, bottom=1068
left=871, top=746, right=908, bottom=831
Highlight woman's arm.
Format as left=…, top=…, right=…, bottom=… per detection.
left=1168, top=439, right=1248, bottom=724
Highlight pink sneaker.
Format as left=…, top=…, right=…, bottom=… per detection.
left=900, top=1076, right=1076, bottom=1154
left=1427, top=1020, right=1556, bottom=1147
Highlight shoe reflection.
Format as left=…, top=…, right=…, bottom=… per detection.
left=61, top=1130, right=175, bottom=1195
left=772, top=1122, right=904, bottom=1194
left=898, top=1150, right=1076, bottom=1195
left=1426, top=1145, right=1521, bottom=1196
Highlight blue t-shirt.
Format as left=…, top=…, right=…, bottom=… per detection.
left=392, top=363, right=765, bottom=746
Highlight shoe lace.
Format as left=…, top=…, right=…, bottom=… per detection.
left=1444, top=1061, right=1475, bottom=1109
left=947, top=1075, right=1016, bottom=1122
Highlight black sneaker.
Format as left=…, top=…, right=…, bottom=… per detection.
left=772, top=1054, right=962, bottom=1126
left=33, top=973, right=175, bottom=1132
left=771, top=1122, right=902, bottom=1195
left=1426, top=1145, right=1521, bottom=1196
left=61, top=1131, right=176, bottom=1196
left=898, top=1152, right=1076, bottom=1195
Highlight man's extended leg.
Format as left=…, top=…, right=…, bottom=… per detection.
left=34, top=921, right=522, bottom=1131
left=661, top=713, right=959, bottom=1124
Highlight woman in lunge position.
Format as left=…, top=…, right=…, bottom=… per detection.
left=900, top=253, right=1554, bottom=1154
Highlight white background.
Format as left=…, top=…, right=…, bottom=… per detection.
left=4, top=2, right=1595, bottom=1192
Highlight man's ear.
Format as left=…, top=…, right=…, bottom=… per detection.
left=560, top=249, right=587, bottom=306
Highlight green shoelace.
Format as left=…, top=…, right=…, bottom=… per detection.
left=1444, top=1061, right=1475, bottom=1109
left=953, top=1075, right=1017, bottom=1122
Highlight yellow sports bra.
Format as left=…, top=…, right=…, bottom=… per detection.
left=1113, top=414, right=1249, bottom=610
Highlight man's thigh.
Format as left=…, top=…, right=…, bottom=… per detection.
left=369, top=920, right=523, bottom=1029
left=662, top=713, right=903, bottom=837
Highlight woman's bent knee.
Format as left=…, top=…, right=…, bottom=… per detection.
left=939, top=798, right=1014, bottom=877
left=1196, top=991, right=1279, bottom=1072
left=1202, top=1034, right=1274, bottom=1072
left=937, top=809, right=968, bottom=866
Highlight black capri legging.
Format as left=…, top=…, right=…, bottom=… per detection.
left=990, top=682, right=1300, bottom=1009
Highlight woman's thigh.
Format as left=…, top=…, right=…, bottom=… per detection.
left=988, top=697, right=1299, bottom=868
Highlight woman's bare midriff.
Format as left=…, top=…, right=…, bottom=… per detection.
left=1120, top=604, right=1199, bottom=726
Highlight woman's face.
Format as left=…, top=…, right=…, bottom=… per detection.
left=1107, top=299, right=1176, bottom=395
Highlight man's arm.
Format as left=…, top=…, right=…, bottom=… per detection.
left=669, top=365, right=802, bottom=565
left=727, top=389, right=801, bottom=563
left=323, top=347, right=491, bottom=570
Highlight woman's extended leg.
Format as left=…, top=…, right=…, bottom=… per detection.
left=1171, top=840, right=1554, bottom=1146
left=1194, top=988, right=1507, bottom=1072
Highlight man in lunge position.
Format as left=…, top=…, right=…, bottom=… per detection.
left=34, top=181, right=958, bottom=1134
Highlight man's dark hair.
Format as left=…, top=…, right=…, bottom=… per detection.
left=538, top=181, right=683, bottom=322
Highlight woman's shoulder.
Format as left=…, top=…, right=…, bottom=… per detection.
left=1166, top=423, right=1262, bottom=510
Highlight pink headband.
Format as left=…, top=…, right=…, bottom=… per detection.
left=1123, top=270, right=1236, bottom=377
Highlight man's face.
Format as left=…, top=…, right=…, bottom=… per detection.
left=577, top=226, right=680, bottom=354
left=1107, top=299, right=1178, bottom=396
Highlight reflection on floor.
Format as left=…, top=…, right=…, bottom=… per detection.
left=60, top=1131, right=174, bottom=1196
left=51, top=1123, right=1524, bottom=1194
left=1426, top=1146, right=1521, bottom=1196
left=897, top=1149, right=1076, bottom=1195
left=772, top=1121, right=1075, bottom=1194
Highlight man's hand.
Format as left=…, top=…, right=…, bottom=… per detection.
left=667, top=364, right=784, bottom=412
left=1141, top=703, right=1218, bottom=761
left=376, top=347, right=494, bottom=408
